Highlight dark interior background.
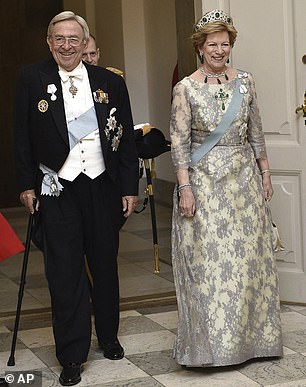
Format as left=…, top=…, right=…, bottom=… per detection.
left=0, top=0, right=63, bottom=207
left=0, top=0, right=195, bottom=208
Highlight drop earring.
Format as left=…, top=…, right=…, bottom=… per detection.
left=199, top=52, right=204, bottom=64
left=226, top=58, right=230, bottom=64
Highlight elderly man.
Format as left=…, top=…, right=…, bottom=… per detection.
left=14, top=11, right=138, bottom=386
left=82, top=34, right=100, bottom=65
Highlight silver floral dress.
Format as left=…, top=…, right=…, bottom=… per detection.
left=170, top=71, right=283, bottom=367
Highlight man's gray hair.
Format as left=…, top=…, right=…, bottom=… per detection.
left=47, top=11, right=90, bottom=40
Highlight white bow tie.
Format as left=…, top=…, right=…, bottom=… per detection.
left=58, top=68, right=83, bottom=82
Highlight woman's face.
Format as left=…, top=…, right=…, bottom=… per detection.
left=200, top=30, right=231, bottom=73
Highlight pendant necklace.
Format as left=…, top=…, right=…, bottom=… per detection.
left=68, top=76, right=78, bottom=98
left=199, top=67, right=228, bottom=84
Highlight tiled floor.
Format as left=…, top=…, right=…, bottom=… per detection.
left=1, top=203, right=306, bottom=386
left=0, top=203, right=175, bottom=317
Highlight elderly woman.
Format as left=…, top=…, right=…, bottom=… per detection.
left=170, top=9, right=283, bottom=367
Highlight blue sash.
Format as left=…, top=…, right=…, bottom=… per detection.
left=40, top=106, right=98, bottom=196
left=67, top=106, right=98, bottom=149
left=191, top=77, right=243, bottom=166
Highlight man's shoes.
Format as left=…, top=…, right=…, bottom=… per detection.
left=59, top=363, right=82, bottom=386
left=0, top=378, right=8, bottom=387
left=100, top=339, right=124, bottom=360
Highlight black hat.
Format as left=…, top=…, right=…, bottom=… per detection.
left=134, top=127, right=171, bottom=159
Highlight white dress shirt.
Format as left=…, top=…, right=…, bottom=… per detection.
left=58, top=62, right=106, bottom=181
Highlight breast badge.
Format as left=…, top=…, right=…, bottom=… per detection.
left=47, top=84, right=57, bottom=101
left=38, top=99, right=49, bottom=113
left=93, top=89, right=109, bottom=104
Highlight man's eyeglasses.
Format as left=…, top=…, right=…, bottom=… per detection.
left=52, top=36, right=84, bottom=47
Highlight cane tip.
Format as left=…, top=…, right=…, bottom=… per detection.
left=7, top=356, right=15, bottom=366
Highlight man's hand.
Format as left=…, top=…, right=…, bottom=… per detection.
left=20, top=189, right=39, bottom=214
left=122, top=195, right=138, bottom=218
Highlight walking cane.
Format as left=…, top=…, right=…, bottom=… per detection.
left=143, top=159, right=160, bottom=273
left=7, top=199, right=37, bottom=366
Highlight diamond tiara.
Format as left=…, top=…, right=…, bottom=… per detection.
left=195, top=9, right=233, bottom=30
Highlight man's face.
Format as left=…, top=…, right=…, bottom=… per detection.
left=82, top=36, right=100, bottom=65
left=47, top=19, right=87, bottom=71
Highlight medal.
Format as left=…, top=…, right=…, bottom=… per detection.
left=47, top=84, right=57, bottom=101
left=68, top=77, right=78, bottom=98
left=239, top=84, right=248, bottom=94
left=93, top=89, right=109, bottom=104
left=38, top=99, right=48, bottom=113
left=50, top=176, right=58, bottom=193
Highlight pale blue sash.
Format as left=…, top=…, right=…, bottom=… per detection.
left=67, top=106, right=98, bottom=149
left=40, top=106, right=98, bottom=196
left=191, top=77, right=243, bottom=166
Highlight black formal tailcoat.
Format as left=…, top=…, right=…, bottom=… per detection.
left=14, top=59, right=139, bottom=197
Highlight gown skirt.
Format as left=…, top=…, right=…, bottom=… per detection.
left=171, top=141, right=283, bottom=367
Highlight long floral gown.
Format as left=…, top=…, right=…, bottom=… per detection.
left=170, top=71, right=283, bottom=367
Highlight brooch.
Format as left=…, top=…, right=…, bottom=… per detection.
left=239, top=84, right=248, bottom=94
left=237, top=72, right=249, bottom=94
left=105, top=107, right=123, bottom=151
left=215, top=88, right=229, bottom=111
left=38, top=99, right=49, bottom=113
left=93, top=89, right=109, bottom=104
left=47, top=84, right=57, bottom=101
left=111, top=124, right=123, bottom=151
left=237, top=72, right=248, bottom=79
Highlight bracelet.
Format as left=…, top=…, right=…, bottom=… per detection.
left=177, top=183, right=191, bottom=192
left=260, top=169, right=270, bottom=175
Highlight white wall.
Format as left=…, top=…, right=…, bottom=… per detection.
left=121, top=0, right=177, bottom=183
left=142, top=0, right=177, bottom=182
left=121, top=0, right=150, bottom=123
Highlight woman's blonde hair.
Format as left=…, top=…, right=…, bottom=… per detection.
left=191, top=21, right=238, bottom=61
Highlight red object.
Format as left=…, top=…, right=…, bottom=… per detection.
left=0, top=213, right=25, bottom=261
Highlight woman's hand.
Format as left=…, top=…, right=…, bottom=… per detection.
left=262, top=174, right=273, bottom=201
left=256, top=159, right=273, bottom=201
left=179, top=187, right=196, bottom=217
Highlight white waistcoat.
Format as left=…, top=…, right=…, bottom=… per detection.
left=58, top=63, right=105, bottom=181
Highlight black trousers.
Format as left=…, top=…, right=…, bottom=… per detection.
left=39, top=172, right=122, bottom=366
